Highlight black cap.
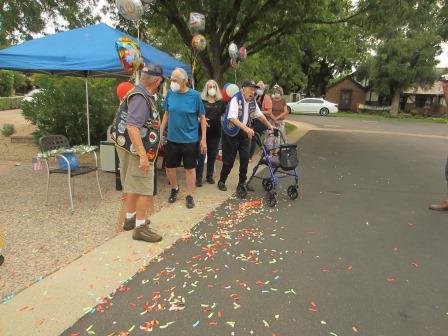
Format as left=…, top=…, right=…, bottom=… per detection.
left=141, top=63, right=163, bottom=77
left=241, top=80, right=259, bottom=88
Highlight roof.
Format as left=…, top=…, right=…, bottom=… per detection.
left=327, top=75, right=368, bottom=91
left=403, top=81, right=445, bottom=95
left=0, top=23, right=191, bottom=78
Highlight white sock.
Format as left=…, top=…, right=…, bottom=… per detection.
left=136, top=219, right=146, bottom=228
left=126, top=212, right=136, bottom=219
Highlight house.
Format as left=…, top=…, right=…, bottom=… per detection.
left=402, top=80, right=447, bottom=116
left=325, top=76, right=368, bottom=111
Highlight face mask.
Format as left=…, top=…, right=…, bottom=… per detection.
left=256, top=89, right=263, bottom=96
left=170, top=81, right=180, bottom=92
left=208, top=88, right=216, bottom=96
left=272, top=93, right=280, bottom=98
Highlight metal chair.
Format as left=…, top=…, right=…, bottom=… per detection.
left=39, top=135, right=103, bottom=213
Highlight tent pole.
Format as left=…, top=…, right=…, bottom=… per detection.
left=85, top=77, right=91, bottom=146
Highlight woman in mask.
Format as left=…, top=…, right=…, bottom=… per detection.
left=265, top=84, right=288, bottom=152
left=196, top=79, right=226, bottom=186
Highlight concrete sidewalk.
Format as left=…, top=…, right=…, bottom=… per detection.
left=0, top=121, right=310, bottom=336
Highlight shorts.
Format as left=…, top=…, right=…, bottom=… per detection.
left=165, top=141, right=198, bottom=169
left=116, top=146, right=157, bottom=196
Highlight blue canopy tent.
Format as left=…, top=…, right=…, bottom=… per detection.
left=0, top=23, right=191, bottom=145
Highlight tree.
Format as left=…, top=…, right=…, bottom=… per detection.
left=355, top=0, right=443, bottom=114
left=0, top=0, right=101, bottom=47
left=108, top=0, right=367, bottom=83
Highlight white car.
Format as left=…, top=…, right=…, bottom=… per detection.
left=287, top=98, right=338, bottom=116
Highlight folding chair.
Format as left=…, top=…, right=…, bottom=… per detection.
left=39, top=135, right=103, bottom=213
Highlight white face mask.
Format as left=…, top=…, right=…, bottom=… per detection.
left=170, top=81, right=180, bottom=92
left=208, top=88, right=216, bottom=96
left=256, top=89, right=263, bottom=96
left=272, top=93, right=280, bottom=98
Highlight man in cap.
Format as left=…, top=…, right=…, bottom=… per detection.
left=218, top=80, right=274, bottom=192
left=112, top=63, right=165, bottom=242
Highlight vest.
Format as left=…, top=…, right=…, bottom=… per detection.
left=110, top=85, right=161, bottom=162
left=222, top=91, right=257, bottom=137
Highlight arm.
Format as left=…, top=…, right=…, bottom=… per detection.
left=277, top=106, right=289, bottom=120
left=229, top=118, right=255, bottom=138
left=199, top=115, right=207, bottom=154
left=160, top=110, right=169, bottom=142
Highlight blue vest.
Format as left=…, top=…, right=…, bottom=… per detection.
left=222, top=91, right=257, bottom=137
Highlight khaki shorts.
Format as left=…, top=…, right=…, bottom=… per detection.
left=116, top=146, right=157, bottom=196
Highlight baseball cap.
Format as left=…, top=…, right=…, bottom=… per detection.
left=141, top=63, right=164, bottom=77
left=241, top=80, right=259, bottom=88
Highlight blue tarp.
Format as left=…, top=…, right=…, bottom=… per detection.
left=0, top=23, right=191, bottom=78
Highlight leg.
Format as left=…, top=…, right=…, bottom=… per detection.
left=185, top=168, right=196, bottom=196
left=196, top=153, right=205, bottom=182
left=219, top=132, right=238, bottom=184
left=135, top=195, right=150, bottom=221
left=206, top=136, right=220, bottom=180
left=238, top=134, right=250, bottom=184
left=165, top=168, right=178, bottom=188
left=165, top=141, right=182, bottom=189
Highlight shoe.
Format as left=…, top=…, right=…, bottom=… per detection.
left=206, top=177, right=215, bottom=184
left=133, top=222, right=162, bottom=242
left=169, top=186, right=179, bottom=203
left=196, top=179, right=203, bottom=187
left=0, top=255, right=4, bottom=266
left=186, top=195, right=195, bottom=209
left=123, top=215, right=136, bottom=231
left=246, top=183, right=255, bottom=192
left=429, top=200, right=448, bottom=211
left=218, top=181, right=227, bottom=191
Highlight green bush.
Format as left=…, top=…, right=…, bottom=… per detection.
left=0, top=71, right=14, bottom=97
left=13, top=71, right=30, bottom=94
left=0, top=96, right=24, bottom=110
left=21, top=75, right=120, bottom=146
left=1, top=124, right=16, bottom=137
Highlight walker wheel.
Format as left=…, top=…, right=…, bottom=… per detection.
left=287, top=185, right=299, bottom=200
left=265, top=191, right=277, bottom=207
left=0, top=255, right=4, bottom=266
left=236, top=184, right=248, bottom=199
left=262, top=178, right=273, bottom=191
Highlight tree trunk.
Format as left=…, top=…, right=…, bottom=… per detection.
left=390, top=88, right=401, bottom=115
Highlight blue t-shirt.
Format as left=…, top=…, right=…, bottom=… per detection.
left=164, top=89, right=205, bottom=143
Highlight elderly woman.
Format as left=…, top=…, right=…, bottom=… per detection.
left=265, top=84, right=289, bottom=150
left=196, top=79, right=226, bottom=186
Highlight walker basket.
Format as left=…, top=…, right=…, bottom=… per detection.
left=278, top=144, right=298, bottom=171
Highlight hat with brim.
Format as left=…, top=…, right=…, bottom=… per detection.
left=241, top=80, right=259, bottom=89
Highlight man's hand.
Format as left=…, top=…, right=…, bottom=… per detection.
left=200, top=138, right=207, bottom=154
left=244, top=126, right=255, bottom=139
left=139, top=154, right=150, bottom=172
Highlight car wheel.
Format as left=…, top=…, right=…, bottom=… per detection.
left=287, top=106, right=292, bottom=114
left=319, top=107, right=329, bottom=116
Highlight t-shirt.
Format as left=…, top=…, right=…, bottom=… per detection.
left=202, top=99, right=226, bottom=135
left=272, top=98, right=287, bottom=120
left=256, top=94, right=273, bottom=114
left=164, top=89, right=205, bottom=143
left=227, top=94, right=263, bottom=126
left=126, top=85, right=154, bottom=128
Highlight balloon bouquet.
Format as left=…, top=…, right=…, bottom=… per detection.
left=228, top=42, right=247, bottom=83
left=114, top=0, right=154, bottom=100
left=189, top=12, right=206, bottom=89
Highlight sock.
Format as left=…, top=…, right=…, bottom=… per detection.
left=136, top=218, right=146, bottom=228
left=126, top=212, right=136, bottom=219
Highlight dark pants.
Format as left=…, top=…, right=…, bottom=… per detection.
left=196, top=135, right=221, bottom=181
left=219, top=131, right=250, bottom=185
left=249, top=130, right=264, bottom=159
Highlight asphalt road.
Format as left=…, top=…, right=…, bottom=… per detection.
left=63, top=120, right=448, bottom=336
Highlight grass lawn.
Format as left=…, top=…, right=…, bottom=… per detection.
left=330, top=111, right=448, bottom=124
left=285, top=122, right=297, bottom=134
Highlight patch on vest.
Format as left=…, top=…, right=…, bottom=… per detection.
left=149, top=131, right=158, bottom=144
left=117, top=135, right=126, bottom=146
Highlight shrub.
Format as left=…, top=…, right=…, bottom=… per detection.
left=1, top=124, right=16, bottom=137
left=0, top=96, right=24, bottom=110
left=21, top=75, right=120, bottom=146
left=0, top=71, right=14, bottom=97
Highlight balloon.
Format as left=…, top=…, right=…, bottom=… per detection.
left=228, top=42, right=239, bottom=59
left=189, top=12, right=206, bottom=32
left=226, top=84, right=239, bottom=98
left=116, top=82, right=135, bottom=101
left=223, top=83, right=230, bottom=89
left=239, top=47, right=247, bottom=61
left=220, top=87, right=230, bottom=103
left=116, top=0, right=143, bottom=21
left=192, top=34, right=207, bottom=51
left=115, top=37, right=143, bottom=73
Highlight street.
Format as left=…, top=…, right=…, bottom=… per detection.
left=63, top=116, right=448, bottom=336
